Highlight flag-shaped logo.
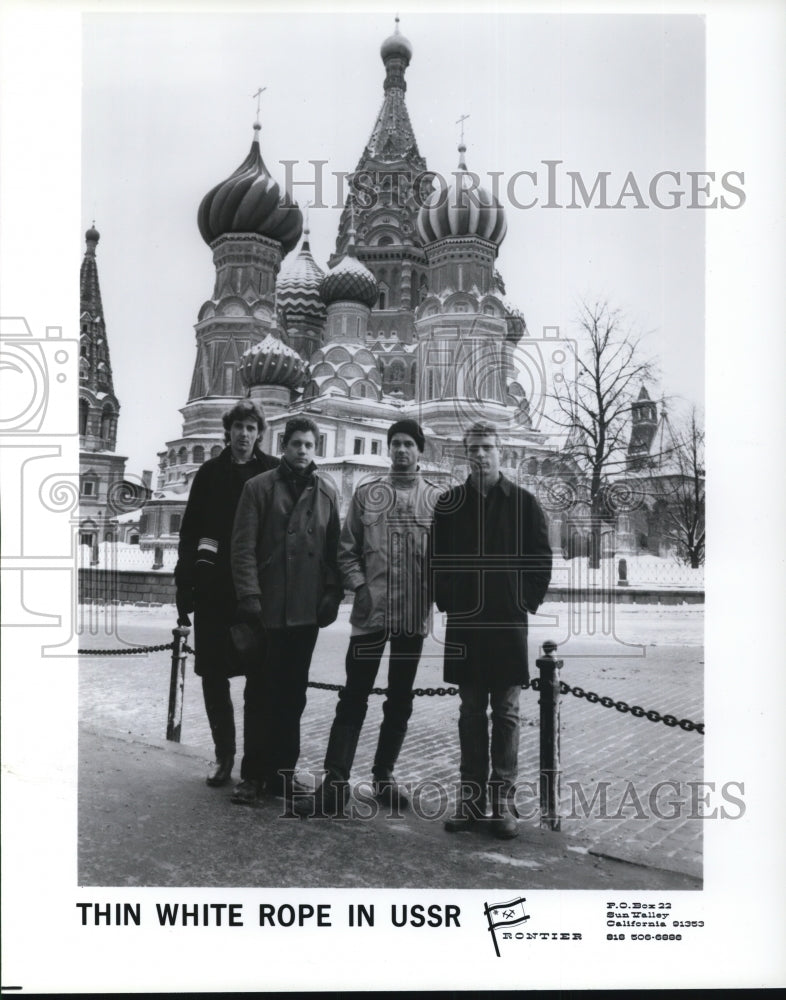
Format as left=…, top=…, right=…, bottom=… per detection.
left=484, top=896, right=530, bottom=956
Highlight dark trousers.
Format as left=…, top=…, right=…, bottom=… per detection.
left=201, top=674, right=237, bottom=758
left=328, top=630, right=424, bottom=780
left=240, top=625, right=319, bottom=790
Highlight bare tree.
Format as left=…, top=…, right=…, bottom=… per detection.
left=550, top=300, right=657, bottom=568
left=651, top=406, right=705, bottom=568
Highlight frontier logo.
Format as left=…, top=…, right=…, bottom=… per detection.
left=483, top=897, right=530, bottom=957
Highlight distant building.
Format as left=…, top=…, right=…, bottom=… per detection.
left=79, top=226, right=150, bottom=552
left=140, top=20, right=570, bottom=556
left=615, top=387, right=704, bottom=560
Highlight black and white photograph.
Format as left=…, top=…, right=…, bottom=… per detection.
left=1, top=0, right=784, bottom=993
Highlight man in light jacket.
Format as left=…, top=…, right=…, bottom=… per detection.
left=230, top=416, right=342, bottom=807
left=306, top=419, right=442, bottom=817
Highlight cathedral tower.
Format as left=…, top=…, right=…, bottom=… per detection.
left=78, top=225, right=129, bottom=545
left=332, top=17, right=430, bottom=358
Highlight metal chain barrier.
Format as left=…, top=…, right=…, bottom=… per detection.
left=78, top=642, right=175, bottom=655
left=78, top=639, right=703, bottom=735
left=557, top=679, right=704, bottom=734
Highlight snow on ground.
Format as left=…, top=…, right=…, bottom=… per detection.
left=80, top=544, right=704, bottom=589
left=81, top=600, right=704, bottom=649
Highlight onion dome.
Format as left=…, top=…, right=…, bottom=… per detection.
left=276, top=225, right=326, bottom=321
left=417, top=145, right=507, bottom=246
left=302, top=343, right=382, bottom=402
left=381, top=16, right=413, bottom=64
left=319, top=224, right=378, bottom=309
left=197, top=124, right=303, bottom=254
left=85, top=224, right=100, bottom=245
left=238, top=333, right=308, bottom=390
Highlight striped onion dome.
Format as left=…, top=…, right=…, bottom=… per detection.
left=276, top=227, right=326, bottom=321
left=238, top=333, right=308, bottom=390
left=197, top=124, right=303, bottom=254
left=417, top=145, right=507, bottom=247
left=319, top=235, right=378, bottom=309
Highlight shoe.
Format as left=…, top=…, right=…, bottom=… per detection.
left=444, top=810, right=483, bottom=833
left=444, top=801, right=487, bottom=833
left=373, top=777, right=410, bottom=811
left=491, top=795, right=519, bottom=840
left=230, top=779, right=260, bottom=806
left=262, top=775, right=310, bottom=800
left=298, top=776, right=349, bottom=818
left=206, top=755, right=234, bottom=788
left=491, top=813, right=519, bottom=839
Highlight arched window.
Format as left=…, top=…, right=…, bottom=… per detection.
left=104, top=530, right=114, bottom=542
left=389, top=360, right=405, bottom=383
left=79, top=398, right=89, bottom=436
left=378, top=288, right=387, bottom=310
left=528, top=457, right=538, bottom=476
left=168, top=450, right=176, bottom=467
left=100, top=404, right=114, bottom=440
left=192, top=445, right=205, bottom=464
left=211, top=444, right=222, bottom=459
left=177, top=446, right=187, bottom=465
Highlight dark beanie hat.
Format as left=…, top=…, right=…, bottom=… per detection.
left=387, top=419, right=426, bottom=452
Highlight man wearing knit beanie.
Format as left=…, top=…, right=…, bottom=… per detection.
left=387, top=419, right=425, bottom=453
left=302, top=419, right=441, bottom=818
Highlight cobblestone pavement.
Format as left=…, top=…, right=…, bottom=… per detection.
left=79, top=602, right=704, bottom=879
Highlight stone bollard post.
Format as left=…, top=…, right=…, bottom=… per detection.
left=537, top=639, right=564, bottom=831
left=166, top=625, right=190, bottom=742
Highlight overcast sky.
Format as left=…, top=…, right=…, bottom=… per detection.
left=81, top=10, right=707, bottom=477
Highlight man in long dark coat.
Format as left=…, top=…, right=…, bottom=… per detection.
left=174, top=400, right=278, bottom=787
left=431, top=422, right=552, bottom=839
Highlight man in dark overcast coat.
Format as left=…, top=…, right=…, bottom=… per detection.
left=431, top=421, right=553, bottom=839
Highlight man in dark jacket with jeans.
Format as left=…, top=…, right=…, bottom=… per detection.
left=431, top=422, right=552, bottom=839
left=231, top=416, right=342, bottom=806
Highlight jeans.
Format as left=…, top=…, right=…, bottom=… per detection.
left=329, top=630, right=424, bottom=779
left=240, top=625, right=319, bottom=790
left=457, top=680, right=520, bottom=805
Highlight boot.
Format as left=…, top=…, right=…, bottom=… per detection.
left=206, top=753, right=234, bottom=787
left=372, top=720, right=409, bottom=810
left=444, top=781, right=488, bottom=833
left=490, top=785, right=519, bottom=840
left=373, top=776, right=410, bottom=811
left=299, top=723, right=361, bottom=819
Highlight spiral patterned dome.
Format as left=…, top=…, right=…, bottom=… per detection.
left=238, top=334, right=308, bottom=390
left=197, top=126, right=303, bottom=254
left=319, top=246, right=378, bottom=309
left=276, top=230, right=326, bottom=321
left=380, top=18, right=412, bottom=63
left=417, top=145, right=507, bottom=247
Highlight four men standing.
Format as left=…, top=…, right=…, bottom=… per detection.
left=182, top=409, right=552, bottom=839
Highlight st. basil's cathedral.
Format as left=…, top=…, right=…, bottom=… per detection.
left=80, top=20, right=587, bottom=557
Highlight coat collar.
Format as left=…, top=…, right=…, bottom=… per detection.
left=465, top=471, right=512, bottom=497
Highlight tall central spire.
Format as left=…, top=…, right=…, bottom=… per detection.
left=361, top=16, right=423, bottom=166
